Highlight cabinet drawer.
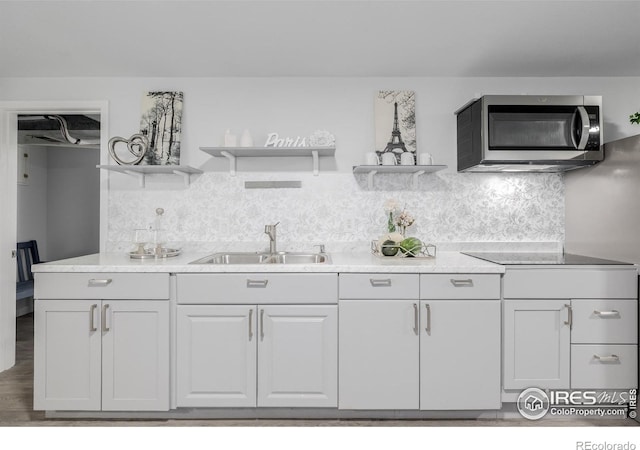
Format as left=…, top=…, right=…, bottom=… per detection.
left=339, top=274, right=419, bottom=299
left=420, top=274, right=500, bottom=299
left=177, top=273, right=337, bottom=304
left=35, top=273, right=170, bottom=300
left=571, top=300, right=638, bottom=344
left=504, top=268, right=637, bottom=299
left=571, top=345, right=638, bottom=389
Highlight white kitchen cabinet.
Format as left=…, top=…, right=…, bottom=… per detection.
left=176, top=273, right=337, bottom=305
left=34, top=300, right=101, bottom=410
left=571, top=299, right=638, bottom=389
left=339, top=273, right=501, bottom=411
left=177, top=305, right=256, bottom=407
left=339, top=299, right=420, bottom=410
left=503, top=268, right=637, bottom=300
left=34, top=272, right=170, bottom=411
left=571, top=344, right=638, bottom=389
left=176, top=303, right=338, bottom=408
left=503, top=267, right=638, bottom=394
left=258, top=305, right=337, bottom=407
left=34, top=299, right=170, bottom=411
left=420, top=300, right=501, bottom=410
left=571, top=299, right=638, bottom=345
left=176, top=273, right=338, bottom=408
left=503, top=299, right=571, bottom=390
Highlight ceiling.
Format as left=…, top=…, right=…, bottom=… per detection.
left=17, top=114, right=100, bottom=148
left=0, top=0, right=638, bottom=78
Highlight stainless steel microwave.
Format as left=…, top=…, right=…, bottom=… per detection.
left=455, top=95, right=603, bottom=172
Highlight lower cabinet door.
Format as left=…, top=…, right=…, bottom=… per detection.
left=257, top=305, right=338, bottom=407
left=34, top=299, right=102, bottom=411
left=101, top=300, right=170, bottom=411
left=177, top=305, right=257, bottom=407
left=339, top=300, right=419, bottom=410
left=420, top=300, right=501, bottom=410
left=503, top=299, right=571, bottom=390
left=571, top=344, right=638, bottom=389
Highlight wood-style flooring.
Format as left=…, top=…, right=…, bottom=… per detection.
left=1, top=313, right=637, bottom=428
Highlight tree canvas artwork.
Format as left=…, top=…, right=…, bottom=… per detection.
left=139, top=91, right=183, bottom=165
left=375, top=90, right=416, bottom=164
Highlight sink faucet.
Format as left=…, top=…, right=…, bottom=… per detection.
left=264, top=222, right=279, bottom=254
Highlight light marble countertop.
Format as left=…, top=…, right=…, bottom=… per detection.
left=31, top=251, right=505, bottom=274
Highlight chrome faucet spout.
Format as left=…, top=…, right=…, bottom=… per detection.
left=264, top=222, right=280, bottom=254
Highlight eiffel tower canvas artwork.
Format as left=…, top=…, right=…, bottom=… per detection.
left=375, top=90, right=416, bottom=164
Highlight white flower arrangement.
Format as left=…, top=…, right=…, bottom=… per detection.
left=396, top=210, right=415, bottom=235
left=309, top=130, right=335, bottom=147
left=383, top=199, right=415, bottom=235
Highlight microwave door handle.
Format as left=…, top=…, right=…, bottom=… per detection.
left=573, top=106, right=591, bottom=150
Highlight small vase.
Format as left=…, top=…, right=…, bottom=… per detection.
left=387, top=213, right=396, bottom=233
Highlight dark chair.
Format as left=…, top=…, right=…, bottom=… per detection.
left=16, top=240, right=41, bottom=301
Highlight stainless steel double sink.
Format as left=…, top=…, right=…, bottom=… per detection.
left=190, top=251, right=330, bottom=265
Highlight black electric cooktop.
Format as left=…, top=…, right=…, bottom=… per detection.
left=462, top=252, right=633, bottom=266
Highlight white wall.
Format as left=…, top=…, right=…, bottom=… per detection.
left=565, top=134, right=640, bottom=265
left=46, top=147, right=100, bottom=260
left=2, top=76, right=639, bottom=253
left=15, top=144, right=100, bottom=261
left=16, top=145, right=48, bottom=259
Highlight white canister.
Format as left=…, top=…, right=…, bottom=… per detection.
left=223, top=129, right=237, bottom=147
left=365, top=152, right=380, bottom=165
left=418, top=153, right=433, bottom=165
left=400, top=152, right=415, bottom=165
left=381, top=153, right=397, bottom=165
left=240, top=129, right=253, bottom=147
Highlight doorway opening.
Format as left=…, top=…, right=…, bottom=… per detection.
left=0, top=101, right=108, bottom=373
left=16, top=114, right=101, bottom=316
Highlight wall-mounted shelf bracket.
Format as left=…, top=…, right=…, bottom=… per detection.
left=353, top=165, right=447, bottom=189
left=219, top=151, right=237, bottom=176
left=97, top=165, right=203, bottom=188
left=367, top=170, right=377, bottom=189
left=311, top=150, right=319, bottom=176
left=199, top=146, right=335, bottom=176
left=124, top=170, right=146, bottom=188
left=412, top=170, right=425, bottom=188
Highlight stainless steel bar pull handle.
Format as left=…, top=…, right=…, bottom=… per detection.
left=248, top=309, right=254, bottom=341
left=594, top=354, right=620, bottom=363
left=89, top=304, right=98, bottom=332
left=370, top=278, right=392, bottom=287
left=247, top=279, right=269, bottom=288
left=102, top=304, right=110, bottom=332
left=564, top=304, right=573, bottom=328
left=450, top=278, right=473, bottom=287
left=594, top=310, right=620, bottom=318
left=425, top=303, right=431, bottom=334
left=88, top=278, right=112, bottom=287
left=413, top=303, right=419, bottom=335
left=260, top=309, right=265, bottom=341
left=576, top=106, right=591, bottom=150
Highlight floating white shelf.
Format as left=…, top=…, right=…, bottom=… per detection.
left=199, top=146, right=336, bottom=176
left=352, top=164, right=447, bottom=188
left=97, top=165, right=203, bottom=188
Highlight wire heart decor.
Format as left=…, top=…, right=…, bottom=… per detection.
left=108, top=134, right=149, bottom=165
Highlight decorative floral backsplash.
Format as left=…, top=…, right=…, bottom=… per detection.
left=106, top=171, right=564, bottom=253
